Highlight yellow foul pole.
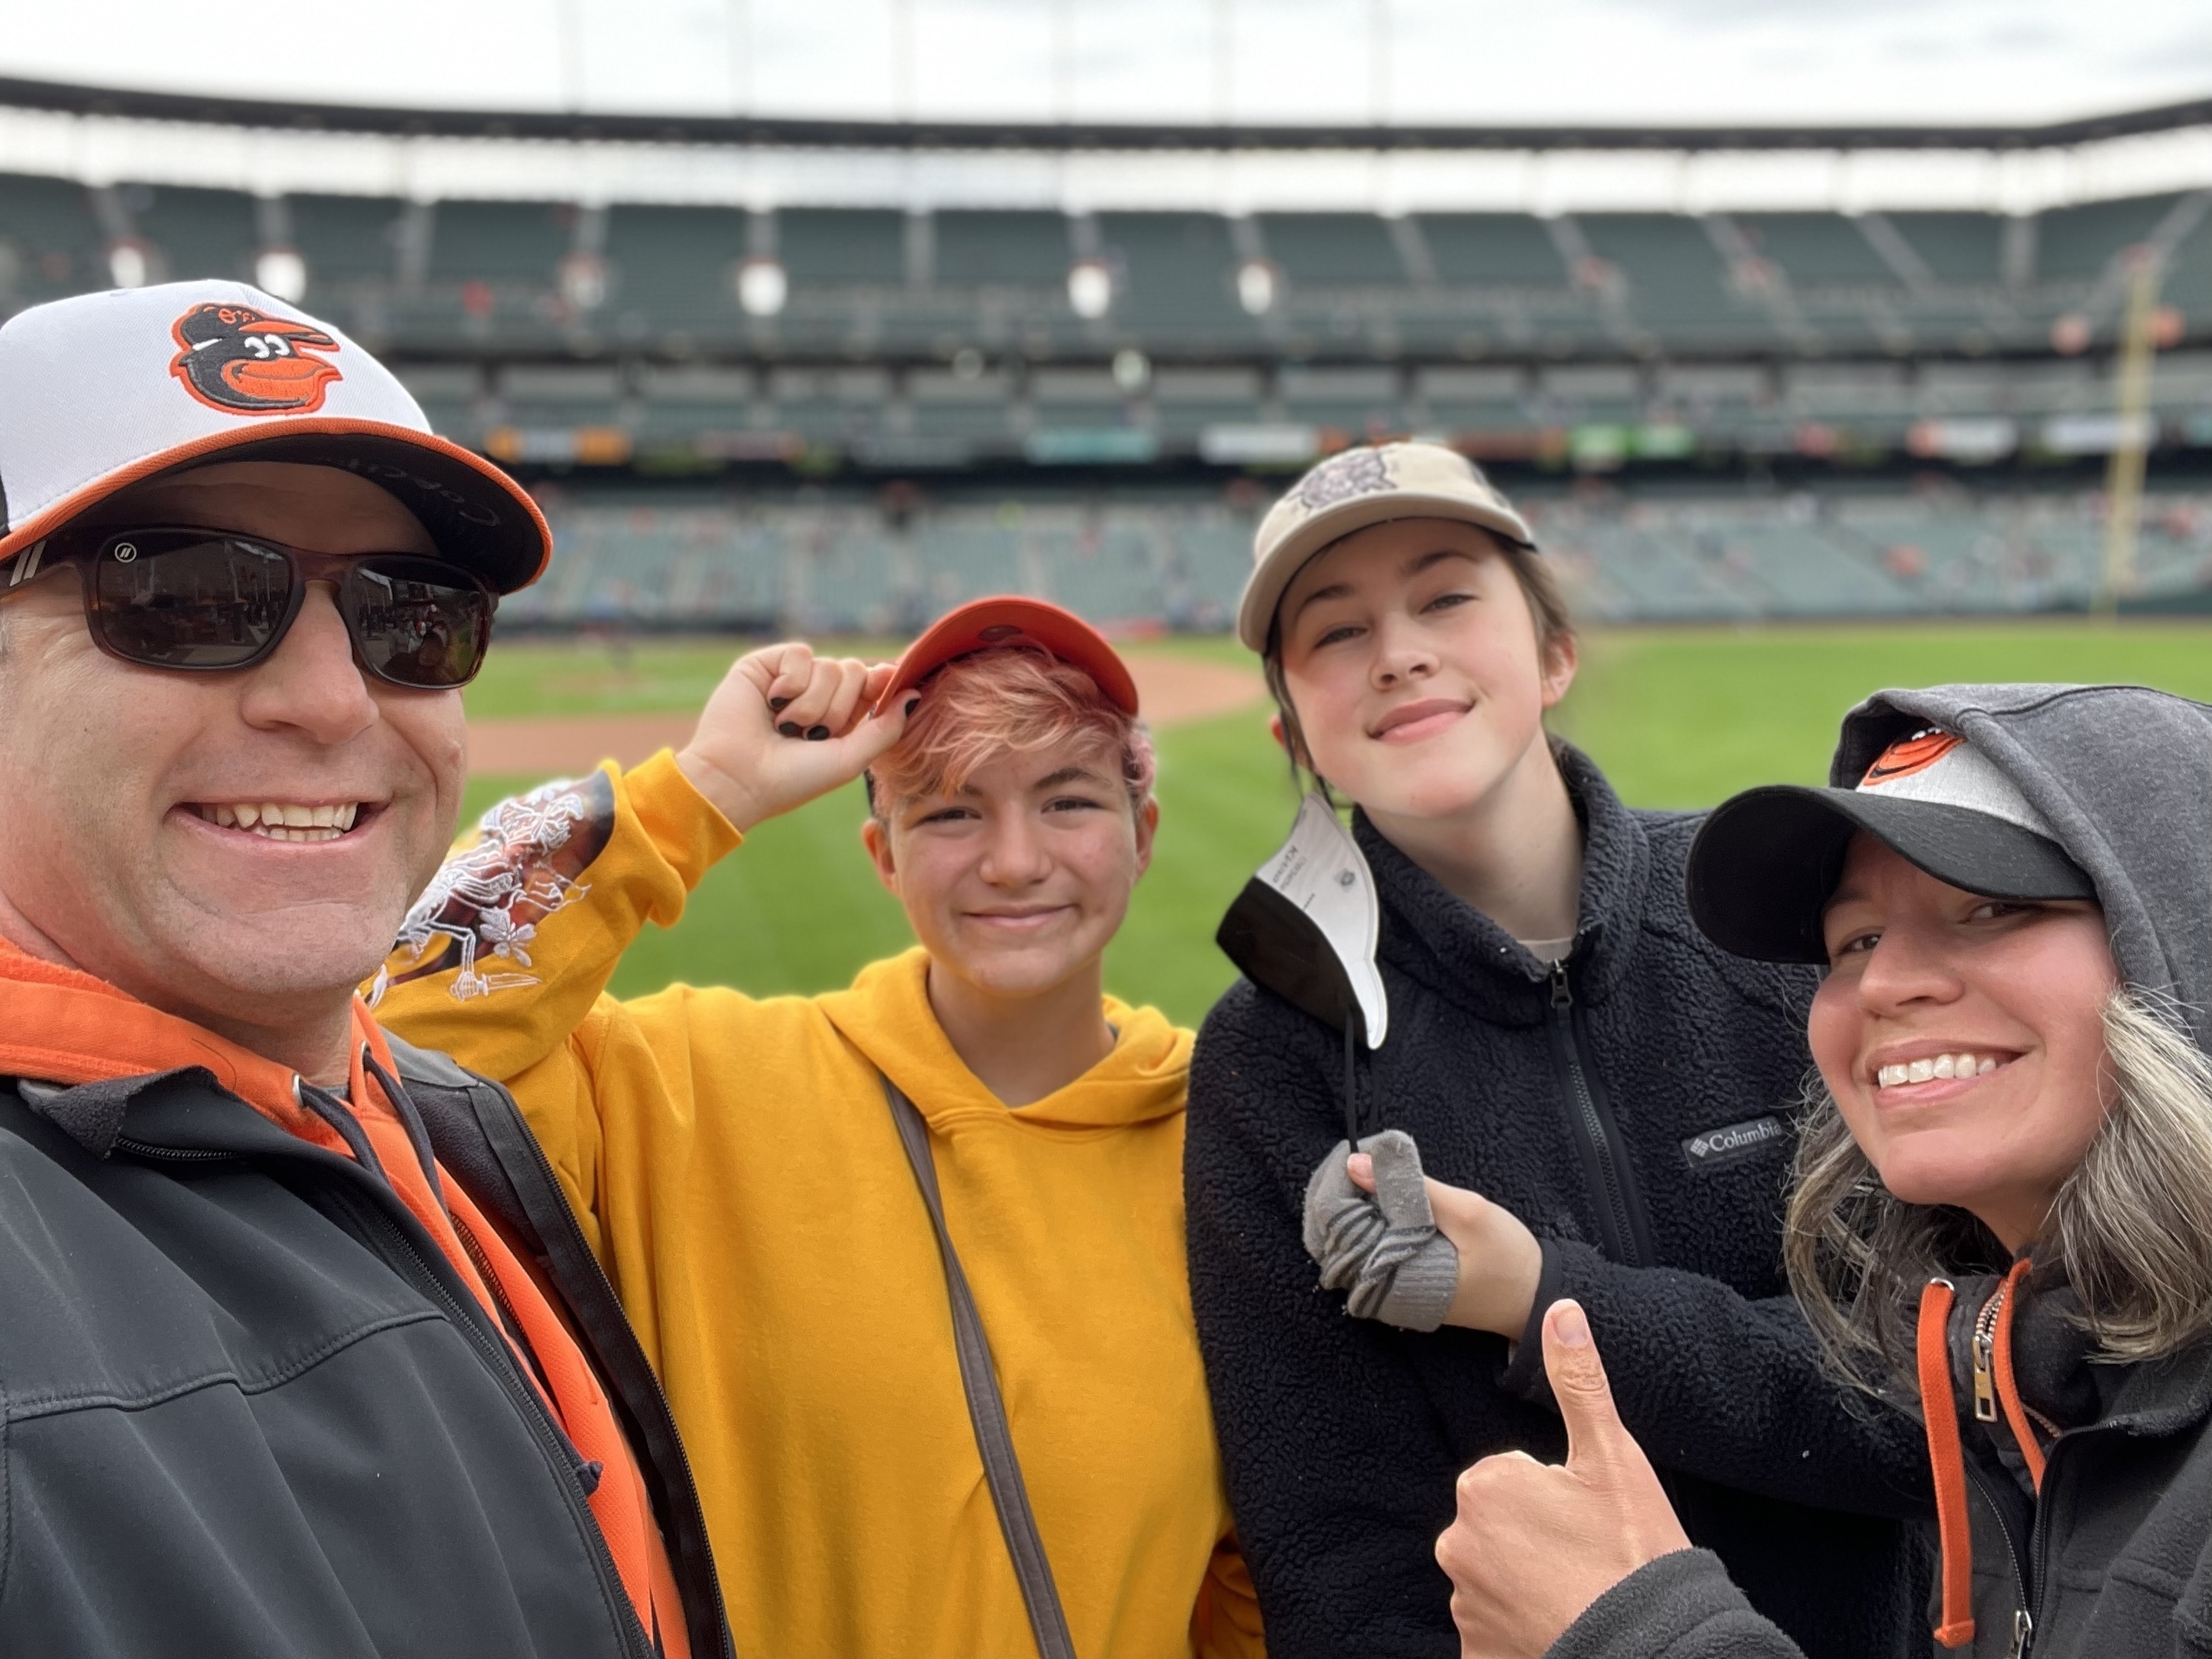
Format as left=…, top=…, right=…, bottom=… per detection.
left=2096, top=246, right=2164, bottom=617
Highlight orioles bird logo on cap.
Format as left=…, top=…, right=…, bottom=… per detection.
left=168, top=302, right=344, bottom=415
left=1862, top=726, right=1962, bottom=786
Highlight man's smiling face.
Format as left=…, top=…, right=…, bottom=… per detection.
left=0, top=461, right=469, bottom=1062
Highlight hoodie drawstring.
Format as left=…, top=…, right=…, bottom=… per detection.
left=1918, top=1278, right=1978, bottom=1650
left=1919, top=1260, right=2044, bottom=1653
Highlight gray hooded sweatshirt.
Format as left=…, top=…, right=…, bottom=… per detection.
left=1544, top=683, right=2212, bottom=1659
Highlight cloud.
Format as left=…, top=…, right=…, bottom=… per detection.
left=0, top=0, right=2205, bottom=127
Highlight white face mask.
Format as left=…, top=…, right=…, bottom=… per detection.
left=1220, top=789, right=1390, bottom=1049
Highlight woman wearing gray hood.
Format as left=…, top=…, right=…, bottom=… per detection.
left=1436, top=682, right=2212, bottom=1659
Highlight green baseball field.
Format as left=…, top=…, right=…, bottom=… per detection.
left=464, top=622, right=2212, bottom=1029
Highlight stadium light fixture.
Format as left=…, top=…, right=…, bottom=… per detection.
left=559, top=252, right=607, bottom=312
left=1067, top=258, right=1113, bottom=319
left=1112, top=348, right=1150, bottom=393
left=1236, top=259, right=1276, bottom=317
left=736, top=256, right=788, bottom=317
left=254, top=246, right=307, bottom=303
left=107, top=242, right=148, bottom=289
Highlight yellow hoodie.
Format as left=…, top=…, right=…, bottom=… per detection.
left=376, top=751, right=1264, bottom=1659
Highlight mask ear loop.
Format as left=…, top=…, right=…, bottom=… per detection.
left=1343, top=1008, right=1363, bottom=1149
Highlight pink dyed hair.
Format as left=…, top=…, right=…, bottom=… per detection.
left=867, top=646, right=1156, bottom=817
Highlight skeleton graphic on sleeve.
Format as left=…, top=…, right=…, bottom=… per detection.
left=375, top=771, right=617, bottom=1004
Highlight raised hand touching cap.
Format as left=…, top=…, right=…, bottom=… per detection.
left=676, top=643, right=910, bottom=834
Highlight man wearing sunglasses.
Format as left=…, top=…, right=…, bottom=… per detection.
left=0, top=281, right=728, bottom=1659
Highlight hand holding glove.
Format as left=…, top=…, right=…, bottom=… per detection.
left=1303, top=1131, right=1547, bottom=1338
left=1302, top=1130, right=1461, bottom=1331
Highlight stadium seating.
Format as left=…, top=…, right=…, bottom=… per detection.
left=0, top=173, right=109, bottom=300
left=1259, top=213, right=1409, bottom=288
left=604, top=204, right=752, bottom=346
left=291, top=193, right=407, bottom=289
left=491, top=479, right=2212, bottom=633
left=6, top=173, right=2207, bottom=367
left=1093, top=211, right=1258, bottom=346
left=133, top=185, right=259, bottom=284
left=935, top=210, right=1068, bottom=286
left=1, top=166, right=2207, bottom=491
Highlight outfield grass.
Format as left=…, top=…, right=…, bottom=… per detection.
left=466, top=621, right=2212, bottom=1026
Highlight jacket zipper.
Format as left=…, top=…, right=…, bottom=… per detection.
left=485, top=1072, right=736, bottom=1658
left=119, top=1135, right=655, bottom=1659
left=1972, top=1288, right=2004, bottom=1423
left=1961, top=1276, right=2052, bottom=1659
left=1547, top=959, right=1647, bottom=1266
left=327, top=1186, right=654, bottom=1658
left=114, top=1136, right=235, bottom=1162
left=2017, top=1425, right=2095, bottom=1659
left=1961, top=1457, right=2034, bottom=1657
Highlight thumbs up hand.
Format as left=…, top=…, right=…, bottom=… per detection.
left=1436, top=1300, right=1691, bottom=1659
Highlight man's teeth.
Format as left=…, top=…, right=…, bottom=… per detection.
left=1877, top=1053, right=2002, bottom=1088
left=194, top=802, right=360, bottom=842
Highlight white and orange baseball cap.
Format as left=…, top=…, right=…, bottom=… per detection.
left=0, top=280, right=548, bottom=593
left=1688, top=726, right=2095, bottom=963
left=1237, top=441, right=1536, bottom=652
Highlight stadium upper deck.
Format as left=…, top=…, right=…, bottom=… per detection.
left=1, top=77, right=2209, bottom=476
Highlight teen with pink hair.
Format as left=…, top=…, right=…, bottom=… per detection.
left=375, top=598, right=1264, bottom=1659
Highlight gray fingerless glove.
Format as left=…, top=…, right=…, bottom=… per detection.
left=1301, top=1129, right=1461, bottom=1332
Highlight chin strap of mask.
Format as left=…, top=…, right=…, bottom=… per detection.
left=1342, top=1010, right=1363, bottom=1148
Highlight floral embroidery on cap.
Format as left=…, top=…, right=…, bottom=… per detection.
left=1289, top=446, right=1393, bottom=514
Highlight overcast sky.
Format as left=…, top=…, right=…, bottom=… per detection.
left=4, top=0, right=2208, bottom=129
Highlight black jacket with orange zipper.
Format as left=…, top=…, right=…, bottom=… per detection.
left=1548, top=1263, right=2212, bottom=1659
left=0, top=951, right=731, bottom=1659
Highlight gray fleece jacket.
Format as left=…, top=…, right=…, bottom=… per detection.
left=1550, top=682, right=2212, bottom=1659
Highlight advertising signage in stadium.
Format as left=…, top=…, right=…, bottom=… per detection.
left=2041, top=413, right=2158, bottom=456
left=1025, top=430, right=1163, bottom=465
left=1907, top=418, right=2020, bottom=465
left=1200, top=425, right=1323, bottom=466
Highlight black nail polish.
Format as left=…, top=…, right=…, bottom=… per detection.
left=806, top=725, right=831, bottom=741
left=769, top=696, right=791, bottom=711
left=778, top=721, right=802, bottom=737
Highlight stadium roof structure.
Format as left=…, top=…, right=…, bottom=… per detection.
left=3, top=74, right=2211, bottom=216
left=6, top=74, right=2212, bottom=156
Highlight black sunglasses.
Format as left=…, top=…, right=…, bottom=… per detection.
left=6, top=526, right=496, bottom=689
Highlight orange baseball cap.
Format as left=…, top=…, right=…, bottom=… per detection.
left=875, top=596, right=1139, bottom=717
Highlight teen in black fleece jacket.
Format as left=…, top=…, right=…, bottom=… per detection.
left=1188, top=751, right=1930, bottom=1658
left=1188, top=443, right=1930, bottom=1659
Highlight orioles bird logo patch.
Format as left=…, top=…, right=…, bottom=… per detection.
left=1862, top=726, right=1962, bottom=787
left=168, top=303, right=343, bottom=415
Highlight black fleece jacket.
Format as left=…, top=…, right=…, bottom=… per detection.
left=1556, top=1280, right=2212, bottom=1659
left=1184, top=746, right=1933, bottom=1659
